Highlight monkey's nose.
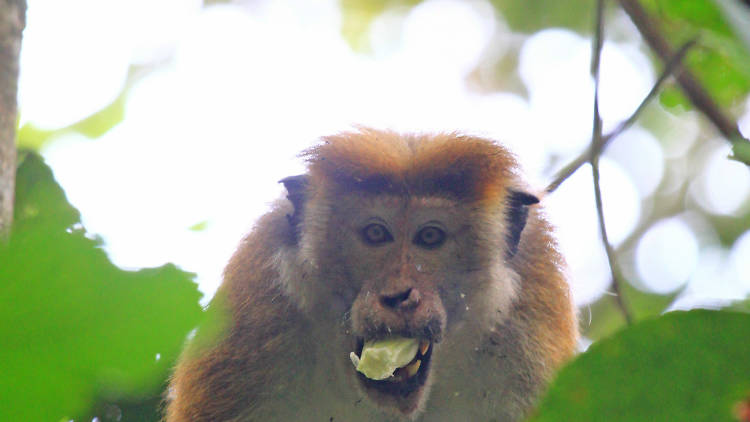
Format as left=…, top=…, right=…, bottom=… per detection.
left=380, top=287, right=421, bottom=310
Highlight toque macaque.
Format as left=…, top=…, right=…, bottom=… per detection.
left=166, top=128, right=578, bottom=421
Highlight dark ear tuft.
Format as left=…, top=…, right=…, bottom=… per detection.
left=505, top=190, right=539, bottom=258
left=279, top=175, right=309, bottom=242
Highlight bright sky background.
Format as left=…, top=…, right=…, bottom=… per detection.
left=18, top=0, right=750, bottom=308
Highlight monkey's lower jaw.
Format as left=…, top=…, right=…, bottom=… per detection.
left=353, top=337, right=434, bottom=415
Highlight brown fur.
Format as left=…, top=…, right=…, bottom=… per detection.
left=305, top=128, right=516, bottom=203
left=166, top=129, right=577, bottom=422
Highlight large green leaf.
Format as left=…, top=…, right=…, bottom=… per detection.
left=531, top=310, right=750, bottom=421
left=0, top=153, right=203, bottom=421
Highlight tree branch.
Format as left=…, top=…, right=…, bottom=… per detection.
left=0, top=0, right=26, bottom=240
left=546, top=38, right=696, bottom=194
left=590, top=0, right=634, bottom=325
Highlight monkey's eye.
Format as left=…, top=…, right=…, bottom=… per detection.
left=414, top=226, right=446, bottom=249
left=361, top=223, right=393, bottom=245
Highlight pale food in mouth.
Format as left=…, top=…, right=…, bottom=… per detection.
left=349, top=337, right=420, bottom=380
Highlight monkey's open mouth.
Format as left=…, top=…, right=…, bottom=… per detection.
left=351, top=337, right=433, bottom=412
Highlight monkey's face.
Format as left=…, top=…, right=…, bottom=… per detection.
left=311, top=193, right=509, bottom=417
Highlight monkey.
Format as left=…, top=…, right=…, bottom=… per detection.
left=165, top=128, right=578, bottom=422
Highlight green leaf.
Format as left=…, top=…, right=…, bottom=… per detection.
left=531, top=310, right=750, bottom=421
left=70, top=88, right=127, bottom=139
left=16, top=123, right=57, bottom=151
left=0, top=153, right=204, bottom=421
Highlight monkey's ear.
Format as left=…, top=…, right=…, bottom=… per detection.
left=279, top=175, right=309, bottom=241
left=505, top=189, right=539, bottom=258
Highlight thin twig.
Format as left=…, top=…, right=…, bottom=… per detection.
left=545, top=153, right=589, bottom=194
left=545, top=38, right=697, bottom=194
left=618, top=0, right=750, bottom=157
left=590, top=0, right=634, bottom=325
left=590, top=0, right=604, bottom=153
left=591, top=164, right=634, bottom=325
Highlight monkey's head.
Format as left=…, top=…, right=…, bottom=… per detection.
left=277, top=129, right=540, bottom=417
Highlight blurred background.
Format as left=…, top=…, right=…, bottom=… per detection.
left=6, top=0, right=750, bottom=420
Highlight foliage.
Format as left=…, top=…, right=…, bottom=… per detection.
left=530, top=310, right=750, bottom=421
left=340, top=0, right=750, bottom=110
left=0, top=153, right=203, bottom=421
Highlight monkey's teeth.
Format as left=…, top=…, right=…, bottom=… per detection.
left=391, top=359, right=421, bottom=382
left=419, top=340, right=430, bottom=356
left=405, top=359, right=421, bottom=378
left=349, top=352, right=360, bottom=369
